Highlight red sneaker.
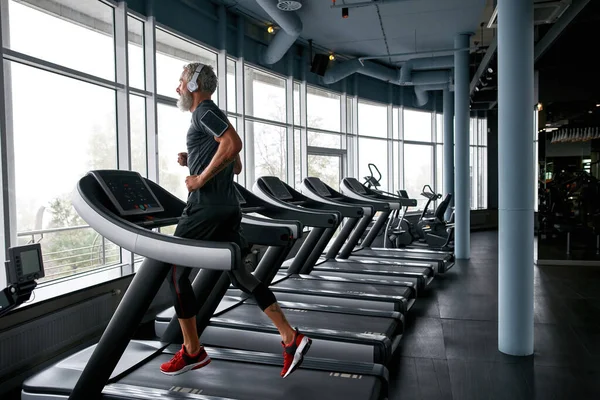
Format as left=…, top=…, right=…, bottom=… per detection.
left=281, top=328, right=312, bottom=378
left=160, top=345, right=211, bottom=375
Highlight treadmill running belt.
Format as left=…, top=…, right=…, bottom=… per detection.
left=271, top=277, right=414, bottom=301
left=351, top=249, right=451, bottom=271
left=21, top=353, right=383, bottom=400
left=121, top=355, right=383, bottom=400
left=213, top=304, right=398, bottom=339
left=314, top=262, right=432, bottom=286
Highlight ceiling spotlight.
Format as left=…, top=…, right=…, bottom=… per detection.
left=475, top=86, right=480, bottom=92
left=487, top=67, right=493, bottom=73
left=596, top=103, right=600, bottom=107
left=329, top=54, right=335, bottom=61
left=267, top=25, right=274, bottom=34
left=536, top=103, right=543, bottom=111
left=589, top=110, right=593, bottom=114
left=342, top=7, right=349, bottom=18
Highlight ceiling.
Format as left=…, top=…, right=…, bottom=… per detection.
left=219, top=0, right=491, bottom=65
left=470, top=0, right=600, bottom=128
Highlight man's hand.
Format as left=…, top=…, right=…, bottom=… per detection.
left=177, top=152, right=188, bottom=167
left=185, top=175, right=204, bottom=192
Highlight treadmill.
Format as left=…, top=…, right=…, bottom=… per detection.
left=289, top=176, right=437, bottom=283
left=22, top=170, right=388, bottom=400
left=154, top=184, right=415, bottom=365
left=337, top=177, right=455, bottom=273
left=251, top=177, right=436, bottom=290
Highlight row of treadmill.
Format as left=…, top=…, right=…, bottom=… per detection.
left=21, top=170, right=455, bottom=400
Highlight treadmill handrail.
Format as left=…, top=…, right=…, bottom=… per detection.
left=298, top=180, right=372, bottom=218
left=252, top=181, right=340, bottom=228
left=241, top=214, right=302, bottom=245
left=72, top=182, right=239, bottom=271
left=300, top=178, right=376, bottom=217
left=340, top=179, right=400, bottom=210
left=341, top=178, right=417, bottom=209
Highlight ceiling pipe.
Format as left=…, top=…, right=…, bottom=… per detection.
left=399, top=55, right=454, bottom=84
left=415, top=83, right=451, bottom=107
left=323, top=57, right=453, bottom=87
left=256, top=0, right=303, bottom=65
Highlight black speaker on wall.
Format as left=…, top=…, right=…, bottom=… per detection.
left=311, top=54, right=330, bottom=76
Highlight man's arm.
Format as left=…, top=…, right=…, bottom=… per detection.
left=193, top=125, right=242, bottom=188
left=233, top=154, right=242, bottom=175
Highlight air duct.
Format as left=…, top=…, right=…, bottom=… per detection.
left=323, top=56, right=453, bottom=87
left=398, top=55, right=454, bottom=84
left=256, top=0, right=303, bottom=65
left=322, top=59, right=398, bottom=84
left=414, top=83, right=451, bottom=107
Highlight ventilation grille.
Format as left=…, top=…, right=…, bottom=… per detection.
left=487, top=0, right=571, bottom=27
left=277, top=0, right=302, bottom=12
left=0, top=292, right=116, bottom=378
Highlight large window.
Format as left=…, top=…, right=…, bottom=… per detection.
left=11, top=63, right=119, bottom=282
left=8, top=0, right=115, bottom=80
left=157, top=104, right=193, bottom=202
left=155, top=28, right=218, bottom=100
left=244, top=67, right=286, bottom=123
left=128, top=15, right=145, bottom=89
left=307, top=86, right=341, bottom=132
left=404, top=108, right=432, bottom=142
left=308, top=154, right=341, bottom=191
left=404, top=144, right=433, bottom=210
left=249, top=121, right=287, bottom=181
left=358, top=100, right=387, bottom=138
left=358, top=138, right=388, bottom=190
left=470, top=116, right=488, bottom=209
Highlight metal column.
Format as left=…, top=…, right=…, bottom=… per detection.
left=454, top=33, right=471, bottom=259
left=443, top=88, right=454, bottom=221
left=498, top=0, right=534, bottom=356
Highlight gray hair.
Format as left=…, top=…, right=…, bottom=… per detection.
left=183, top=62, right=218, bottom=94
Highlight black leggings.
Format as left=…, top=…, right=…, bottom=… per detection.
left=167, top=204, right=276, bottom=319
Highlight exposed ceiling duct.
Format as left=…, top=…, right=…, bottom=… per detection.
left=323, top=56, right=453, bottom=86
left=398, top=55, right=454, bottom=84
left=415, top=83, right=452, bottom=107
left=256, top=0, right=303, bottom=65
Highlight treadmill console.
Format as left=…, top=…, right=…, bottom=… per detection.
left=398, top=190, right=409, bottom=198
left=91, top=170, right=164, bottom=216
left=305, top=177, right=331, bottom=197
left=345, top=178, right=367, bottom=194
left=260, top=177, right=293, bottom=201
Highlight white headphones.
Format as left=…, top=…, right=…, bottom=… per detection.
left=187, top=63, right=205, bottom=92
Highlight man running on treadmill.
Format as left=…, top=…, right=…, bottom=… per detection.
left=160, top=62, right=311, bottom=378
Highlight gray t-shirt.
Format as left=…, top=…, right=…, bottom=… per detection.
left=186, top=100, right=239, bottom=207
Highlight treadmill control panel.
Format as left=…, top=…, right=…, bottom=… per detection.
left=260, top=177, right=293, bottom=201
left=345, top=178, right=367, bottom=194
left=306, top=177, right=331, bottom=197
left=91, top=170, right=164, bottom=216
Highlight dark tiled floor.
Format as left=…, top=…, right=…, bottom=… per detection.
left=388, top=230, right=600, bottom=400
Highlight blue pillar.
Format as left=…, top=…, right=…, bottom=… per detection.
left=498, top=0, right=534, bottom=356
left=454, top=33, right=470, bottom=259
left=443, top=88, right=454, bottom=221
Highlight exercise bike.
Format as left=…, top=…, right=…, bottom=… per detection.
left=362, top=164, right=454, bottom=251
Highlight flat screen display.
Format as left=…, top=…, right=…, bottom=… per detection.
left=346, top=178, right=367, bottom=194
left=261, top=177, right=293, bottom=201
left=307, top=178, right=331, bottom=197
left=92, top=171, right=164, bottom=216
left=20, top=249, right=42, bottom=275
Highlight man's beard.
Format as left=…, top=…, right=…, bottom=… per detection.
left=177, top=90, right=193, bottom=112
